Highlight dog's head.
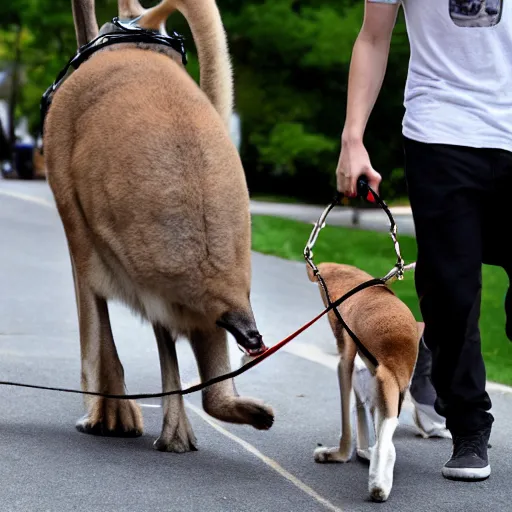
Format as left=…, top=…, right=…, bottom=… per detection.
left=306, top=262, right=374, bottom=304
left=306, top=262, right=354, bottom=284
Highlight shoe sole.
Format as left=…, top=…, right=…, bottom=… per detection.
left=442, top=465, right=491, bottom=481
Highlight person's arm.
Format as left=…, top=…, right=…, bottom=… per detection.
left=337, top=0, right=401, bottom=197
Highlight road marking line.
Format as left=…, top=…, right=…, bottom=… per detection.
left=281, top=341, right=512, bottom=395
left=184, top=400, right=344, bottom=512
left=139, top=398, right=343, bottom=510
left=4, top=187, right=512, bottom=397
left=282, top=341, right=338, bottom=371
left=0, top=189, right=54, bottom=208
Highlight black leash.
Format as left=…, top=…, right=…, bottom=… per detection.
left=39, top=17, right=187, bottom=141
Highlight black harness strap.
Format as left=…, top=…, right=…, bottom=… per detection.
left=40, top=17, right=187, bottom=140
left=317, top=270, right=381, bottom=370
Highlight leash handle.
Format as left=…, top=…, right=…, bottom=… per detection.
left=356, top=175, right=405, bottom=280
left=356, top=175, right=375, bottom=203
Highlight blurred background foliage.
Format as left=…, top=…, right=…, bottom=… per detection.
left=0, top=0, right=411, bottom=202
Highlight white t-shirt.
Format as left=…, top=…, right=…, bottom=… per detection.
left=370, top=0, right=512, bottom=151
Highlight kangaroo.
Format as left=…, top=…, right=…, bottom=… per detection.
left=42, top=0, right=274, bottom=453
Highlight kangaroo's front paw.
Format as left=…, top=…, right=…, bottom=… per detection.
left=205, top=395, right=274, bottom=431
left=153, top=424, right=198, bottom=454
left=76, top=398, right=143, bottom=438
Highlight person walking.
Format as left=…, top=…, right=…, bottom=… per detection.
left=336, top=0, right=511, bottom=481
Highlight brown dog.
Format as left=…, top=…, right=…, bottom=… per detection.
left=42, top=0, right=273, bottom=453
left=307, top=262, right=419, bottom=502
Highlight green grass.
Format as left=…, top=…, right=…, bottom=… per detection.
left=251, top=215, right=512, bottom=386
left=387, top=196, right=411, bottom=207
left=250, top=194, right=307, bottom=204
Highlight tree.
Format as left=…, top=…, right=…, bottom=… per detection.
left=214, top=0, right=411, bottom=202
left=0, top=0, right=411, bottom=201
left=0, top=0, right=118, bottom=141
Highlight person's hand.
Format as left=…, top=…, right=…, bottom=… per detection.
left=336, top=140, right=382, bottom=198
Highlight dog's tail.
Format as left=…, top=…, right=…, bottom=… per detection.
left=134, top=0, right=233, bottom=128
left=375, top=364, right=405, bottom=420
left=71, top=0, right=99, bottom=48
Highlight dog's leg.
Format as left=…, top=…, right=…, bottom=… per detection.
left=314, top=354, right=356, bottom=463
left=355, top=390, right=374, bottom=462
left=353, top=357, right=376, bottom=462
left=72, top=257, right=143, bottom=437
left=190, top=327, right=274, bottom=430
left=152, top=323, right=197, bottom=453
left=368, top=366, right=399, bottom=503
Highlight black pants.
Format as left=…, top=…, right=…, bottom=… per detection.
left=403, top=136, right=512, bottom=435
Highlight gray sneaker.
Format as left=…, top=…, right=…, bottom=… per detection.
left=442, top=429, right=491, bottom=481
left=411, top=397, right=452, bottom=439
left=410, top=337, right=451, bottom=439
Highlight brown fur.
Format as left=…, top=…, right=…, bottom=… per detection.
left=308, top=262, right=419, bottom=502
left=43, top=0, right=273, bottom=452
left=307, top=263, right=418, bottom=392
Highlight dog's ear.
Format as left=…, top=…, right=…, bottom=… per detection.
left=306, top=264, right=316, bottom=282
left=306, top=263, right=326, bottom=283
left=119, top=0, right=145, bottom=19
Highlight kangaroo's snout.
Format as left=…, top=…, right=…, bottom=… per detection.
left=216, top=311, right=267, bottom=356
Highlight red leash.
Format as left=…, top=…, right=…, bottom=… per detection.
left=0, top=178, right=404, bottom=400
left=0, top=278, right=383, bottom=399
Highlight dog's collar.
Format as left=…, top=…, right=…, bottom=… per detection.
left=39, top=17, right=187, bottom=142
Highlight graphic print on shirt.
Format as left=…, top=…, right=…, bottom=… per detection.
left=449, top=0, right=503, bottom=27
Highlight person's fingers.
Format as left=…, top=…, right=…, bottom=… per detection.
left=367, top=168, right=382, bottom=195
left=348, top=175, right=358, bottom=198
left=336, top=160, right=352, bottom=196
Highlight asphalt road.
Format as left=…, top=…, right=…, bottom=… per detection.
left=1, top=180, right=511, bottom=512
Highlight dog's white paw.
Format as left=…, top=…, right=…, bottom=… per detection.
left=314, top=445, right=352, bottom=463
left=368, top=438, right=396, bottom=503
left=357, top=447, right=373, bottom=461
left=369, top=483, right=391, bottom=503
left=369, top=456, right=394, bottom=502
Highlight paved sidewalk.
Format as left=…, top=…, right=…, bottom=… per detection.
left=250, top=200, right=416, bottom=237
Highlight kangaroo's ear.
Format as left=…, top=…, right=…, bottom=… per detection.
left=118, top=0, right=145, bottom=19
left=72, top=0, right=99, bottom=47
left=138, top=0, right=177, bottom=31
